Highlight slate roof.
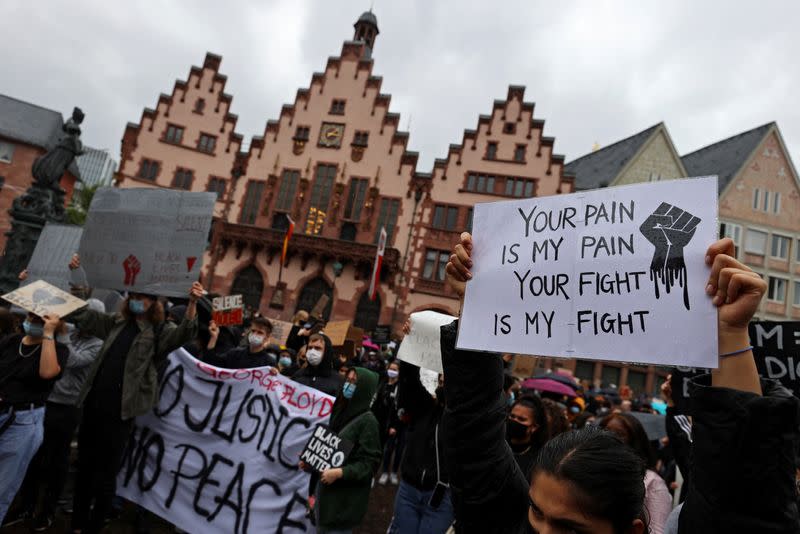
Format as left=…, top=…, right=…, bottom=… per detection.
left=681, top=123, right=773, bottom=194
left=357, top=10, right=379, bottom=29
left=564, top=123, right=661, bottom=190
left=0, top=94, right=81, bottom=179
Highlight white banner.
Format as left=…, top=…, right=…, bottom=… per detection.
left=117, top=349, right=335, bottom=534
left=398, top=311, right=458, bottom=374
left=458, top=177, right=719, bottom=368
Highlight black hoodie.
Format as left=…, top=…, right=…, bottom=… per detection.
left=292, top=334, right=343, bottom=397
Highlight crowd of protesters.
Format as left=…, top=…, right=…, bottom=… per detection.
left=1, top=231, right=799, bottom=534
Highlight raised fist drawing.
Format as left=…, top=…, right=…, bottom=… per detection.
left=639, top=202, right=701, bottom=310
left=123, top=254, right=142, bottom=286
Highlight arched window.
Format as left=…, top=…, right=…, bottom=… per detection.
left=354, top=291, right=381, bottom=333
left=295, top=277, right=333, bottom=320
left=231, top=265, right=264, bottom=311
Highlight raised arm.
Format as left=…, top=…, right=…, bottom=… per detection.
left=155, top=282, right=202, bottom=358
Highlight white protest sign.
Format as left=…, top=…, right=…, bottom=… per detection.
left=3, top=280, right=86, bottom=317
left=25, top=223, right=83, bottom=291
left=79, top=188, right=215, bottom=298
left=117, top=348, right=334, bottom=534
left=458, top=176, right=719, bottom=368
left=398, top=311, right=458, bottom=374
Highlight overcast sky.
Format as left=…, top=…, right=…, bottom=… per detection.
left=4, top=0, right=799, bottom=172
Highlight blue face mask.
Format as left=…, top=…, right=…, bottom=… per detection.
left=342, top=382, right=357, bottom=399
left=279, top=357, right=292, bottom=368
left=23, top=320, right=45, bottom=338
left=128, top=299, right=146, bottom=315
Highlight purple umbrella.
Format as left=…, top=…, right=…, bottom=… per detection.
left=521, top=378, right=578, bottom=398
left=532, top=373, right=580, bottom=391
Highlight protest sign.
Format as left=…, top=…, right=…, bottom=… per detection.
left=269, top=319, right=293, bottom=346
left=24, top=223, right=83, bottom=291
left=398, top=311, right=458, bottom=374
left=299, top=424, right=354, bottom=473
left=348, top=326, right=364, bottom=349
left=324, top=320, right=351, bottom=347
left=212, top=295, right=244, bottom=326
left=3, top=280, right=86, bottom=318
left=117, top=348, right=334, bottom=534
left=372, top=324, right=391, bottom=344
left=311, top=294, right=330, bottom=319
left=78, top=187, right=215, bottom=298
left=458, top=176, right=719, bottom=368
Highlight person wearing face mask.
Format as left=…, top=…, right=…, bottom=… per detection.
left=292, top=333, right=343, bottom=397
left=0, top=312, right=69, bottom=525
left=15, top=299, right=106, bottom=531
left=373, top=360, right=405, bottom=486
left=205, top=317, right=276, bottom=369
left=506, top=394, right=550, bottom=481
left=277, top=347, right=297, bottom=376
left=65, top=254, right=202, bottom=534
left=303, top=367, right=381, bottom=534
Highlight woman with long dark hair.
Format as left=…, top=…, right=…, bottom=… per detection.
left=507, top=394, right=549, bottom=480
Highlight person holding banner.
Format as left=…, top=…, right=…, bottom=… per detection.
left=442, top=233, right=800, bottom=534
left=66, top=260, right=202, bottom=534
left=0, top=312, right=69, bottom=525
left=204, top=317, right=277, bottom=369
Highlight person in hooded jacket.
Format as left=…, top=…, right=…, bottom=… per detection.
left=307, top=367, right=381, bottom=533
left=441, top=232, right=800, bottom=534
left=292, top=333, right=343, bottom=397
left=204, top=317, right=276, bottom=369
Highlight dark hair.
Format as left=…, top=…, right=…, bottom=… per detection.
left=513, top=394, right=550, bottom=452
left=599, top=413, right=657, bottom=470
left=250, top=316, right=273, bottom=334
left=541, top=398, right=570, bottom=437
left=533, top=427, right=647, bottom=534
left=122, top=296, right=165, bottom=324
left=573, top=412, right=596, bottom=430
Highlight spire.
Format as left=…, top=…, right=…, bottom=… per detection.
left=353, top=10, right=379, bottom=59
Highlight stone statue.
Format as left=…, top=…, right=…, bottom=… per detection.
left=32, top=107, right=85, bottom=191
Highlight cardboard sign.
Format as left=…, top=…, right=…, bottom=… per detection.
left=398, top=311, right=458, bottom=374
left=324, top=320, right=351, bottom=347
left=3, top=279, right=86, bottom=318
left=511, top=355, right=538, bottom=379
left=311, top=294, right=330, bottom=319
left=269, top=319, right=293, bottom=346
left=211, top=294, right=244, bottom=326
left=24, top=223, right=83, bottom=291
left=372, top=324, right=391, bottom=344
left=348, top=326, right=364, bottom=349
left=458, top=176, right=719, bottom=368
left=300, top=424, right=354, bottom=473
left=78, top=188, right=215, bottom=298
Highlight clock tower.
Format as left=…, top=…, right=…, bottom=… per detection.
left=353, top=10, right=379, bottom=59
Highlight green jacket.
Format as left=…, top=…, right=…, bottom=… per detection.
left=318, top=367, right=382, bottom=530
left=71, top=308, right=198, bottom=420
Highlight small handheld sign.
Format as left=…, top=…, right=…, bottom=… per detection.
left=211, top=294, right=244, bottom=326
left=300, top=424, right=354, bottom=473
left=3, top=279, right=87, bottom=318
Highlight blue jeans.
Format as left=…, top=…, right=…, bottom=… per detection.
left=389, top=480, right=454, bottom=534
left=0, top=407, right=45, bottom=523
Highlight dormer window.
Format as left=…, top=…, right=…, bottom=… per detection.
left=194, top=98, right=206, bottom=113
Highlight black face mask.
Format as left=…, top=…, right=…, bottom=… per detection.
left=506, top=419, right=531, bottom=442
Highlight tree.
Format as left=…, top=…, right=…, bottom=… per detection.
left=66, top=183, right=100, bottom=225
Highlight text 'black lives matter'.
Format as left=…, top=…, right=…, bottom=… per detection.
left=300, top=424, right=354, bottom=473
left=639, top=202, right=701, bottom=310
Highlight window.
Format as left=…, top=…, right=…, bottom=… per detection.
left=768, top=276, right=787, bottom=302
left=422, top=249, right=450, bottom=281
left=627, top=370, right=647, bottom=395
left=574, top=361, right=594, bottom=382
left=194, top=98, right=205, bottom=113
left=505, top=177, right=535, bottom=198
left=466, top=208, right=473, bottom=233
left=276, top=170, right=299, bottom=212
left=773, top=192, right=781, bottom=214
left=0, top=176, right=5, bottom=190
left=305, top=164, right=337, bottom=234
left=0, top=141, right=14, bottom=163
left=294, top=126, right=310, bottom=141
left=503, top=122, right=516, bottom=134
left=344, top=178, right=369, bottom=220
left=600, top=365, right=621, bottom=388
left=272, top=212, right=290, bottom=231
left=240, top=181, right=266, bottom=224
left=771, top=235, right=790, bottom=259
left=375, top=198, right=400, bottom=244
left=794, top=281, right=800, bottom=307
left=797, top=239, right=800, bottom=262
left=171, top=168, right=193, bottom=190
left=745, top=229, right=767, bottom=255
left=165, top=125, right=184, bottom=144
left=197, top=134, right=216, bottom=153
left=486, top=142, right=498, bottom=160
left=752, top=188, right=760, bottom=210
left=330, top=99, right=346, bottom=115
left=720, top=222, right=742, bottom=256
left=207, top=177, right=226, bottom=200
left=514, top=145, right=526, bottom=162
left=138, top=159, right=159, bottom=181
left=432, top=205, right=459, bottom=231
left=763, top=190, right=770, bottom=212
left=649, top=173, right=662, bottom=182
left=465, top=173, right=496, bottom=193
left=353, top=131, right=369, bottom=147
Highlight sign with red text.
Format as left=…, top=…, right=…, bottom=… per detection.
left=117, top=348, right=334, bottom=534
left=212, top=295, right=244, bottom=326
left=79, top=188, right=215, bottom=298
left=458, top=177, right=719, bottom=368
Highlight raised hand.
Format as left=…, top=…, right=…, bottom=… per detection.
left=705, top=238, right=765, bottom=331
left=445, top=232, right=473, bottom=298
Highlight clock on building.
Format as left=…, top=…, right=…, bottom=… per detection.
left=319, top=122, right=345, bottom=148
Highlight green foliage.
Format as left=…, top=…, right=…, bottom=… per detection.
left=66, top=183, right=100, bottom=225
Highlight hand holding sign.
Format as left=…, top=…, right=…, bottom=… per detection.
left=445, top=231, right=473, bottom=297
left=42, top=313, right=61, bottom=337
left=320, top=468, right=343, bottom=485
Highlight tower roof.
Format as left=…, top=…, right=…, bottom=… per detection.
left=356, top=10, right=379, bottom=31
